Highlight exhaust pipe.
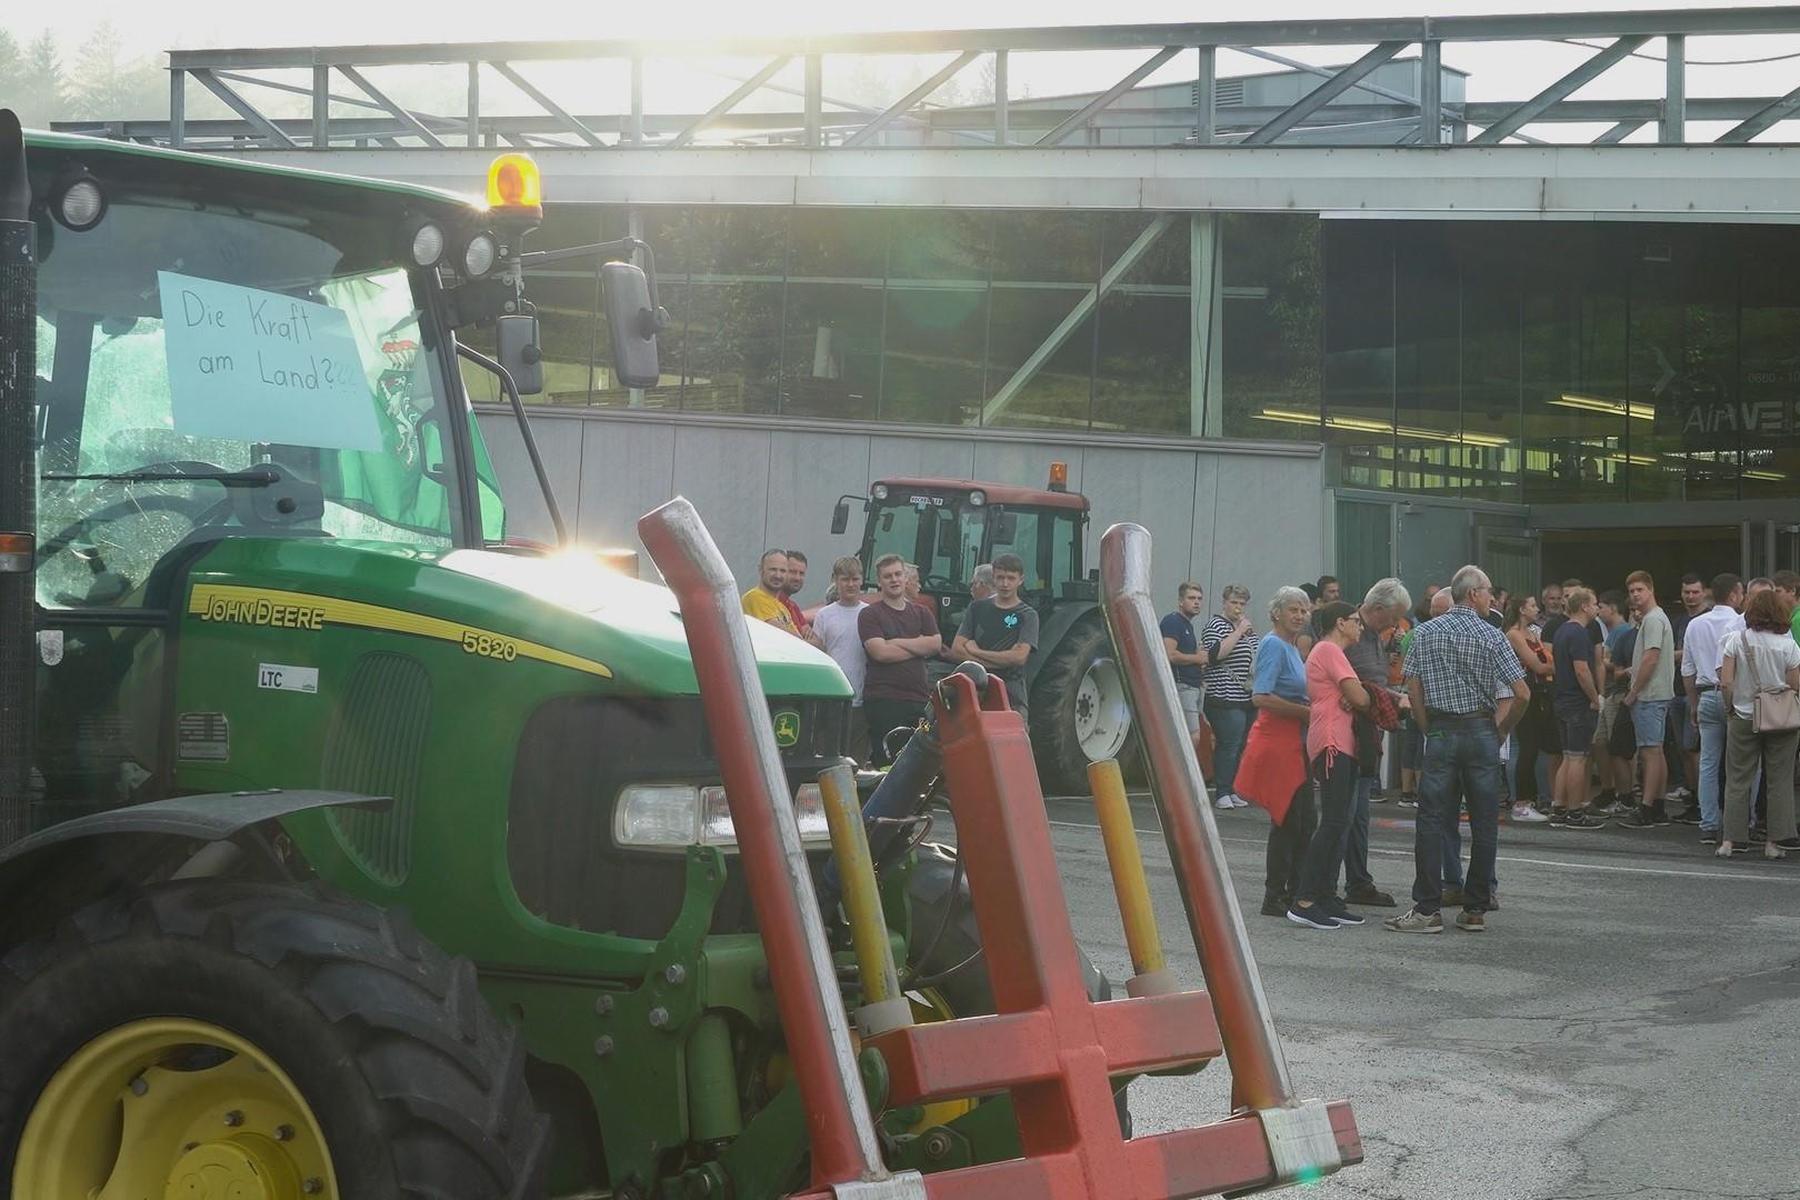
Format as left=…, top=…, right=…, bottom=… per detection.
left=0, top=110, right=37, bottom=847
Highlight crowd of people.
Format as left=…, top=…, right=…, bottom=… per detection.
left=744, top=544, right=1800, bottom=938
left=740, top=548, right=1037, bottom=766
left=1158, top=567, right=1800, bottom=936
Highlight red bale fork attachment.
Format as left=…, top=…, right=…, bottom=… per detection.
left=638, top=500, right=1360, bottom=1200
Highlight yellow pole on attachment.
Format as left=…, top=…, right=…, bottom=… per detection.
left=1087, top=758, right=1175, bottom=997
left=818, top=762, right=911, bottom=1035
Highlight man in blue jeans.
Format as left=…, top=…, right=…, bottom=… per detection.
left=1672, top=573, right=1745, bottom=841
left=1388, top=565, right=1528, bottom=934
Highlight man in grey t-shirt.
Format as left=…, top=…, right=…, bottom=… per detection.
left=952, top=552, right=1040, bottom=720
left=1624, top=570, right=1676, bottom=822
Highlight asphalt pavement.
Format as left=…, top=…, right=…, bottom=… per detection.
left=1000, top=793, right=1800, bottom=1199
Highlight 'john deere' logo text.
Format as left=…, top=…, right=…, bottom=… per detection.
left=772, top=710, right=801, bottom=749
left=200, top=594, right=326, bottom=631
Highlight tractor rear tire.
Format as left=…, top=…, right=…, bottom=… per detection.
left=907, top=844, right=1132, bottom=1137
left=1030, top=614, right=1135, bottom=797
left=0, top=879, right=548, bottom=1200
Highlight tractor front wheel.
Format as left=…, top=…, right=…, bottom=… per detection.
left=1030, top=615, right=1134, bottom=795
left=0, top=880, right=547, bottom=1200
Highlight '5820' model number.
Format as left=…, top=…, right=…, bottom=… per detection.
left=461, top=630, right=519, bottom=662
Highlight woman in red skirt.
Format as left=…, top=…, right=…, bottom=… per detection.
left=1234, top=586, right=1317, bottom=915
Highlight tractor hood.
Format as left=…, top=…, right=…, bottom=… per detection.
left=184, top=538, right=852, bottom=699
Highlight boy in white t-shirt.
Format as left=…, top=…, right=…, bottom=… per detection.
left=812, top=555, right=872, bottom=764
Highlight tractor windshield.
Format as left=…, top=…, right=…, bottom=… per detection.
left=867, top=495, right=986, bottom=590
left=32, top=177, right=504, bottom=610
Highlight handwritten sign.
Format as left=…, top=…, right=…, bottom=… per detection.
left=158, top=271, right=383, bottom=452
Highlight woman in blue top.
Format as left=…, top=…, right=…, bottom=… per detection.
left=1235, top=586, right=1316, bottom=916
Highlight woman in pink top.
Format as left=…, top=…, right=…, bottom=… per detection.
left=1288, top=601, right=1372, bottom=929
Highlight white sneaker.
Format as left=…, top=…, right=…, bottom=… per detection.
left=1215, top=794, right=1236, bottom=811
left=1231, top=794, right=1252, bottom=809
left=1511, top=803, right=1549, bottom=823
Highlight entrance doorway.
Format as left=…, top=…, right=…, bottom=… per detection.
left=1539, top=526, right=1740, bottom=597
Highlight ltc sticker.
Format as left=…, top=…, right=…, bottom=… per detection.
left=257, top=663, right=319, bottom=694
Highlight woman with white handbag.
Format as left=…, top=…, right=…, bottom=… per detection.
left=1716, top=588, right=1800, bottom=860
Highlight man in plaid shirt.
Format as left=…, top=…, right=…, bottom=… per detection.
left=1387, top=565, right=1530, bottom=934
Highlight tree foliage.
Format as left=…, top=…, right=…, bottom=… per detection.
left=1, top=23, right=166, bottom=129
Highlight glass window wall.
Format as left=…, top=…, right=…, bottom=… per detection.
left=1223, top=214, right=1322, bottom=443
left=484, top=202, right=1800, bottom=507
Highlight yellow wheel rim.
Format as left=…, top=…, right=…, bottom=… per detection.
left=902, top=989, right=977, bottom=1132
left=12, top=1017, right=338, bottom=1200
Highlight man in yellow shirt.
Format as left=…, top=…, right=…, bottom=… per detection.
left=742, top=548, right=800, bottom=636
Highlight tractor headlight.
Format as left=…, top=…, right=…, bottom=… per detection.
left=615, top=782, right=830, bottom=850
left=409, top=221, right=446, bottom=268
left=52, top=171, right=106, bottom=232
left=967, top=489, right=986, bottom=507
left=460, top=230, right=500, bottom=278
left=871, top=484, right=889, bottom=501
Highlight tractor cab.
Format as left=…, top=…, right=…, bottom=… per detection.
left=17, top=134, right=664, bottom=828
left=833, top=466, right=1093, bottom=643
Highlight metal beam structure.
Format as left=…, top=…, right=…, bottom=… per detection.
left=185, top=69, right=297, bottom=148
left=841, top=51, right=978, bottom=148
left=1037, top=45, right=1180, bottom=147
left=205, top=143, right=1800, bottom=222
left=1469, top=35, right=1647, bottom=145
left=981, top=213, right=1177, bottom=424
left=1244, top=40, right=1408, bottom=145
left=1720, top=83, right=1800, bottom=145
left=336, top=65, right=447, bottom=148
left=127, top=8, right=1800, bottom=154
left=665, top=56, right=791, bottom=150
left=490, top=62, right=606, bottom=148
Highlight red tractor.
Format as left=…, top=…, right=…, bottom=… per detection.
left=833, top=465, right=1133, bottom=794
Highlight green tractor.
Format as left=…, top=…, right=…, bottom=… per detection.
left=0, top=119, right=1098, bottom=1198
left=831, top=473, right=1134, bottom=794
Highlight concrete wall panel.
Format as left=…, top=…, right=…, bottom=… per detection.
left=667, top=424, right=774, bottom=587
left=475, top=412, right=584, bottom=546
left=1080, top=446, right=1201, bottom=605
left=865, top=436, right=976, bottom=483
left=970, top=440, right=1087, bottom=496
left=475, top=412, right=1327, bottom=629
left=574, top=418, right=678, bottom=560
left=1207, top=454, right=1328, bottom=608
left=763, top=429, right=873, bottom=598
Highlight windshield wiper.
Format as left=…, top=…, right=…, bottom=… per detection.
left=41, top=467, right=282, bottom=488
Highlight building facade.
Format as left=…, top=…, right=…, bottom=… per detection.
left=75, top=10, right=1800, bottom=602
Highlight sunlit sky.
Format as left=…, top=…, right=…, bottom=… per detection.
left=25, top=0, right=1792, bottom=49
left=15, top=0, right=1800, bottom=136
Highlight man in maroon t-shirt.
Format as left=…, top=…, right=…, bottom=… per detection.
left=860, top=553, right=942, bottom=765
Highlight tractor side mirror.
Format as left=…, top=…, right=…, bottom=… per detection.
left=601, top=261, right=663, bottom=389
left=831, top=500, right=850, bottom=536
left=496, top=314, right=544, bottom=396
left=993, top=511, right=1018, bottom=544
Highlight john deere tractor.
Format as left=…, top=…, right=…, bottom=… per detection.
left=832, top=472, right=1134, bottom=795
left=0, top=115, right=1139, bottom=1199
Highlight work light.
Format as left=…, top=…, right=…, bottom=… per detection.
left=51, top=171, right=105, bottom=231
left=460, top=230, right=500, bottom=278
